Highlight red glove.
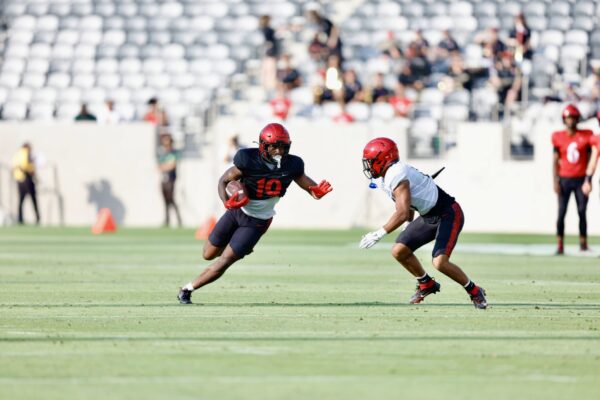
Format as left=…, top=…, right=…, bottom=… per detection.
left=224, top=193, right=249, bottom=209
left=309, top=180, right=332, bottom=199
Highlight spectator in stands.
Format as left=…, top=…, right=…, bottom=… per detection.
left=476, top=28, right=506, bottom=62
left=316, top=54, right=344, bottom=104
left=408, top=30, right=430, bottom=59
left=74, top=104, right=97, bottom=121
left=490, top=53, right=520, bottom=115
left=379, top=31, right=403, bottom=62
left=389, top=82, right=413, bottom=118
left=143, top=98, right=169, bottom=127
left=223, top=134, right=245, bottom=164
left=276, top=54, right=302, bottom=92
left=259, top=15, right=280, bottom=92
left=581, top=67, right=600, bottom=105
left=438, top=30, right=460, bottom=55
left=97, top=100, right=121, bottom=125
left=270, top=83, right=292, bottom=120
left=308, top=32, right=328, bottom=63
left=444, top=53, right=470, bottom=92
left=12, top=143, right=40, bottom=225
left=370, top=73, right=392, bottom=103
left=508, top=13, right=532, bottom=62
left=342, top=69, right=365, bottom=103
left=398, top=62, right=424, bottom=91
left=158, top=134, right=182, bottom=228
left=306, top=4, right=343, bottom=60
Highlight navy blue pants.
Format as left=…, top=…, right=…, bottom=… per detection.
left=208, top=208, right=272, bottom=258
left=396, top=201, right=465, bottom=258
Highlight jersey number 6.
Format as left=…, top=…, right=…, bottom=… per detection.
left=256, top=178, right=282, bottom=198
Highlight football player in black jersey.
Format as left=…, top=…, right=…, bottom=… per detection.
left=178, top=123, right=332, bottom=304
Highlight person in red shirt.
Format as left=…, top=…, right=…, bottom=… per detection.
left=552, top=104, right=593, bottom=254
left=269, top=84, right=292, bottom=120
left=582, top=111, right=600, bottom=197
left=389, top=82, right=413, bottom=118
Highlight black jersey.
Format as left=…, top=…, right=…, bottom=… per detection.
left=233, top=148, right=304, bottom=200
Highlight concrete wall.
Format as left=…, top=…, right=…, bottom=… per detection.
left=1, top=119, right=599, bottom=234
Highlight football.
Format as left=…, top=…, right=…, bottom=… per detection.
left=226, top=180, right=247, bottom=200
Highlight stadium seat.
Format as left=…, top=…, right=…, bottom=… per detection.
left=56, top=102, right=80, bottom=120
left=28, top=102, right=55, bottom=120
left=33, top=87, right=57, bottom=104
left=523, top=2, right=545, bottom=18
left=21, top=74, right=46, bottom=89
left=565, top=30, right=589, bottom=47
left=371, top=102, right=395, bottom=121
left=574, top=2, right=595, bottom=17
left=1, top=101, right=28, bottom=120
left=58, top=87, right=82, bottom=104
left=549, top=2, right=571, bottom=17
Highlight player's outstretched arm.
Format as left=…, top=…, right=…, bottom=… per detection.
left=294, top=174, right=332, bottom=199
left=360, top=181, right=412, bottom=249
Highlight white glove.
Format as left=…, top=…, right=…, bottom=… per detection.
left=359, top=228, right=388, bottom=249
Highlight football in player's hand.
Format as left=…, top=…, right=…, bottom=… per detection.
left=226, top=180, right=247, bottom=200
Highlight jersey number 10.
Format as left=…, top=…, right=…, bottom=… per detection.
left=256, top=178, right=282, bottom=198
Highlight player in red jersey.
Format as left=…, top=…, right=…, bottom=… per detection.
left=177, top=123, right=332, bottom=304
left=582, top=111, right=600, bottom=197
left=552, top=104, right=593, bottom=254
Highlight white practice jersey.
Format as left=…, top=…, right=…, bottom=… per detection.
left=242, top=197, right=280, bottom=220
left=381, top=161, right=438, bottom=214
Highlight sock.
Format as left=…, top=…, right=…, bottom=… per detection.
left=580, top=237, right=588, bottom=250
left=557, top=237, right=564, bottom=250
left=464, top=280, right=477, bottom=294
left=417, top=273, right=432, bottom=284
left=183, top=283, right=194, bottom=291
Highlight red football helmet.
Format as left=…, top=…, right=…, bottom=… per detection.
left=362, top=137, right=399, bottom=179
left=562, top=104, right=581, bottom=122
left=259, top=123, right=291, bottom=162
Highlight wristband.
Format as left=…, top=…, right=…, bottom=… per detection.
left=585, top=175, right=593, bottom=183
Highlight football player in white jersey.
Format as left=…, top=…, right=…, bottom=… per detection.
left=359, top=137, right=487, bottom=309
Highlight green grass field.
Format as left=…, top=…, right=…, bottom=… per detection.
left=1, top=227, right=599, bottom=400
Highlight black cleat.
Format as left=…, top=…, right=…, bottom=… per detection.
left=469, top=286, right=488, bottom=309
left=177, top=288, right=193, bottom=304
left=409, top=280, right=441, bottom=304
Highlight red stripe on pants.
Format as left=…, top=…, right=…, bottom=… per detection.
left=445, top=202, right=463, bottom=256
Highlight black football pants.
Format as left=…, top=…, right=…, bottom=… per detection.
left=557, top=177, right=587, bottom=238
left=17, top=177, right=40, bottom=224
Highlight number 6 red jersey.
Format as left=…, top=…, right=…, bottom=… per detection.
left=233, top=148, right=304, bottom=219
left=552, top=129, right=593, bottom=178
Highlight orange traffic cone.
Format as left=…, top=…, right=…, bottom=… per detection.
left=92, top=208, right=117, bottom=234
left=195, top=215, right=217, bottom=240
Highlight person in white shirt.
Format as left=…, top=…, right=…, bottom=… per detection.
left=97, top=100, right=121, bottom=125
left=359, top=137, right=487, bottom=309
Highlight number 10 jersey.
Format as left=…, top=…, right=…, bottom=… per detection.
left=233, top=148, right=305, bottom=219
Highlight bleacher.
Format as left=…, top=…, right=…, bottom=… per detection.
left=2, top=0, right=600, bottom=158
left=0, top=0, right=277, bottom=141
